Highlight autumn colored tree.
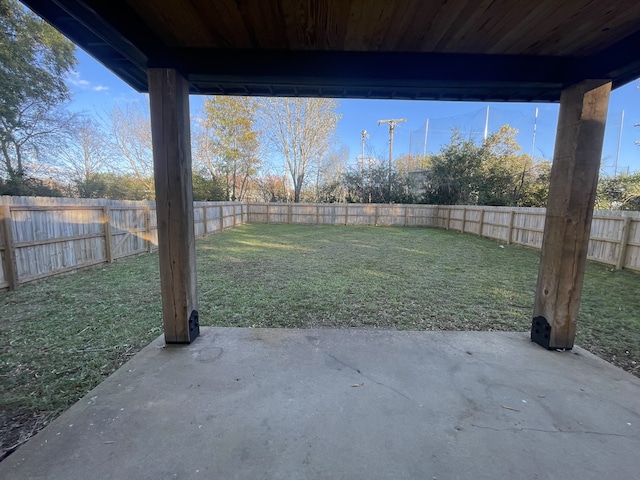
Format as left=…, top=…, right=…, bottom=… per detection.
left=200, top=96, right=261, bottom=201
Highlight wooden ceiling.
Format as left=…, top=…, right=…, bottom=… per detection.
left=21, top=0, right=640, bottom=102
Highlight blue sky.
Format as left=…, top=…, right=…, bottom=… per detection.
left=69, top=48, right=640, bottom=176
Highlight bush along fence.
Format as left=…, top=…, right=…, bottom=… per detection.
left=1, top=197, right=639, bottom=290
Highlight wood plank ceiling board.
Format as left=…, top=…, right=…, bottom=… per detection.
left=21, top=0, right=640, bottom=101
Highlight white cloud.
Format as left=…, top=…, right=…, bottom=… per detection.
left=66, top=71, right=108, bottom=93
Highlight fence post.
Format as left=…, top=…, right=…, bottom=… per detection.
left=507, top=210, right=515, bottom=245
left=374, top=204, right=379, bottom=226
left=102, top=206, right=113, bottom=263
left=616, top=216, right=632, bottom=270
left=202, top=206, right=208, bottom=236
left=219, top=204, right=224, bottom=230
left=316, top=203, right=320, bottom=225
left=345, top=205, right=349, bottom=225
left=233, top=203, right=237, bottom=227
left=461, top=207, right=467, bottom=233
left=478, top=208, right=485, bottom=237
left=434, top=205, right=440, bottom=228
left=404, top=205, right=408, bottom=226
left=1, top=205, right=19, bottom=290
left=145, top=206, right=153, bottom=252
left=446, top=207, right=451, bottom=230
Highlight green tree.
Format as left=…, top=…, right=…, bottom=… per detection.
left=479, top=126, right=536, bottom=206
left=394, top=153, right=431, bottom=174
left=0, top=0, right=76, bottom=186
left=343, top=162, right=418, bottom=204
left=192, top=172, right=226, bottom=201
left=423, top=126, right=550, bottom=207
left=516, top=159, right=551, bottom=207
left=73, top=172, right=153, bottom=200
left=596, top=172, right=640, bottom=210
left=424, top=130, right=483, bottom=205
left=201, top=97, right=261, bottom=201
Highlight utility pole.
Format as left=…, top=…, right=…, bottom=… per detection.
left=361, top=130, right=368, bottom=203
left=378, top=118, right=406, bottom=203
left=615, top=110, right=624, bottom=177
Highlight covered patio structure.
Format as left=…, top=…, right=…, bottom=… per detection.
left=20, top=0, right=640, bottom=351
left=4, top=1, right=640, bottom=477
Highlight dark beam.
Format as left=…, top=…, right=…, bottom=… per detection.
left=179, top=49, right=572, bottom=94
left=531, top=79, right=611, bottom=350
left=148, top=68, right=199, bottom=344
left=584, top=30, right=640, bottom=89
left=23, top=0, right=150, bottom=91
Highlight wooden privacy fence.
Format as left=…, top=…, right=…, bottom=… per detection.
left=0, top=197, right=246, bottom=289
left=245, top=203, right=640, bottom=273
left=2, top=197, right=639, bottom=290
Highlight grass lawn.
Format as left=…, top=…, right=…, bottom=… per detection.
left=1, top=223, right=639, bottom=458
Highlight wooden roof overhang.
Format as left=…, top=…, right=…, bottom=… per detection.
left=21, top=0, right=640, bottom=102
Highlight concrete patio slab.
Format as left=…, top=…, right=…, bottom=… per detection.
left=1, top=327, right=639, bottom=479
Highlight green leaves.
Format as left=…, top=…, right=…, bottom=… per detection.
left=0, top=0, right=75, bottom=123
left=424, top=126, right=550, bottom=206
left=0, top=0, right=76, bottom=181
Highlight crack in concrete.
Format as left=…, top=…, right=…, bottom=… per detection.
left=470, top=423, right=639, bottom=438
left=321, top=350, right=417, bottom=405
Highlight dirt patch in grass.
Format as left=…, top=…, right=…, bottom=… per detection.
left=1, top=224, right=639, bottom=460
left=0, top=409, right=52, bottom=462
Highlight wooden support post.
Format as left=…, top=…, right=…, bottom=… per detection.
left=1, top=205, right=19, bottom=290
left=219, top=205, right=224, bottom=230
left=478, top=209, right=485, bottom=237
left=616, top=216, right=632, bottom=270
left=507, top=210, right=515, bottom=245
left=446, top=208, right=451, bottom=231
left=532, top=80, right=611, bottom=350
left=148, top=68, right=199, bottom=344
left=102, top=206, right=113, bottom=263
left=316, top=204, right=320, bottom=225
left=404, top=205, right=409, bottom=226
left=267, top=204, right=271, bottom=224
left=345, top=205, right=349, bottom=225
left=374, top=204, right=379, bottom=226
left=434, top=205, right=440, bottom=228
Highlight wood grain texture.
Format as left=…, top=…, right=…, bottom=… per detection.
left=148, top=68, right=198, bottom=344
left=534, top=80, right=612, bottom=350
left=120, top=0, right=640, bottom=56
